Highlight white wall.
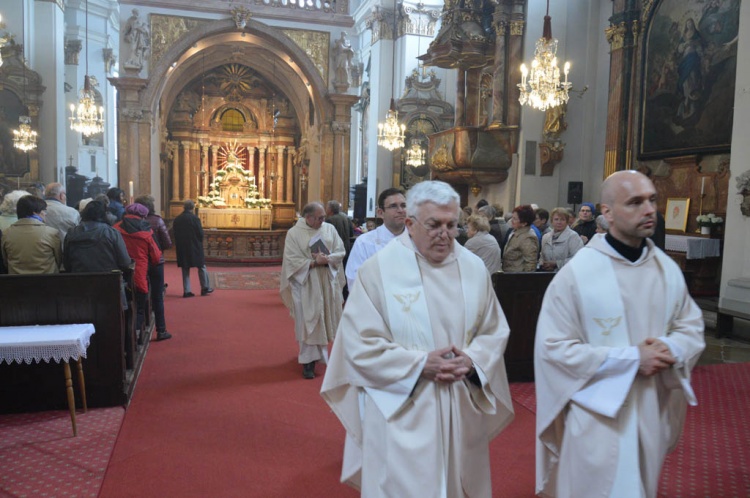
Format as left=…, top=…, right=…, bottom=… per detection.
left=719, top=0, right=750, bottom=304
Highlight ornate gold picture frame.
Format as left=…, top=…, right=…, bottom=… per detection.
left=665, top=197, right=690, bottom=232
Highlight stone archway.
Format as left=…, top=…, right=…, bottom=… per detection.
left=110, top=18, right=358, bottom=224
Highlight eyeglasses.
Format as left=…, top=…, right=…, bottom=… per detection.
left=409, top=216, right=458, bottom=238
left=383, top=202, right=407, bottom=211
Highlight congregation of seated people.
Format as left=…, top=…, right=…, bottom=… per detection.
left=0, top=183, right=172, bottom=341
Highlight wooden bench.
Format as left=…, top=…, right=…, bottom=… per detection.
left=492, top=271, right=556, bottom=382
left=0, top=271, right=150, bottom=412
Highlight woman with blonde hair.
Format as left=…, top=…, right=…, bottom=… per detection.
left=464, top=214, right=503, bottom=273
left=539, top=207, right=584, bottom=271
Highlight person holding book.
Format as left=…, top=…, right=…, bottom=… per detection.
left=280, top=202, right=346, bottom=379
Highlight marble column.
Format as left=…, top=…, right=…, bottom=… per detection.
left=247, top=146, right=256, bottom=186
left=285, top=148, right=294, bottom=203
left=604, top=13, right=638, bottom=177
left=171, top=142, right=181, bottom=200
left=189, top=142, right=200, bottom=199
left=181, top=141, right=191, bottom=201
left=258, top=146, right=267, bottom=198
left=200, top=143, right=209, bottom=196
left=210, top=145, right=218, bottom=185
left=506, top=17, right=525, bottom=127
left=276, top=146, right=286, bottom=201
left=490, top=14, right=508, bottom=127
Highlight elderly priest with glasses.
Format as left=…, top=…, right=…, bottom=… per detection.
left=322, top=181, right=514, bottom=497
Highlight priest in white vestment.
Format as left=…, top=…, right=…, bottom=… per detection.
left=322, top=181, right=514, bottom=497
left=534, top=171, right=705, bottom=498
left=280, top=202, right=346, bottom=379
left=345, top=187, right=406, bottom=289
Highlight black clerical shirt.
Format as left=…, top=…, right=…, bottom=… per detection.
left=605, top=233, right=647, bottom=263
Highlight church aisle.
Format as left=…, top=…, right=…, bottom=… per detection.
left=99, top=263, right=538, bottom=497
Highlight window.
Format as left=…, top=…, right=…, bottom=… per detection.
left=220, top=109, right=245, bottom=132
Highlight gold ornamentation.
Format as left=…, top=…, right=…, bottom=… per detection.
left=281, top=29, right=330, bottom=86
left=641, top=0, right=655, bottom=25
left=605, top=22, right=628, bottom=51
left=593, top=317, right=622, bottom=336
left=431, top=143, right=453, bottom=171
left=230, top=5, right=253, bottom=29
left=150, top=14, right=210, bottom=71
left=394, top=292, right=420, bottom=312
left=494, top=20, right=507, bottom=36
left=509, top=20, right=524, bottom=37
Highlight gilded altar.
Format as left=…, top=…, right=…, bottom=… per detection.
left=198, top=208, right=272, bottom=229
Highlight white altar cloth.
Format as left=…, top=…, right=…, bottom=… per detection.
left=665, top=234, right=721, bottom=260
left=0, top=324, right=96, bottom=365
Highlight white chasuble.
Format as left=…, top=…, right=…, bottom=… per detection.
left=321, top=233, right=514, bottom=498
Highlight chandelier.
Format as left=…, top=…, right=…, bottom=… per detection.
left=377, top=99, right=406, bottom=151
left=13, top=116, right=37, bottom=152
left=12, top=5, right=38, bottom=151
left=518, top=0, right=572, bottom=111
left=405, top=138, right=425, bottom=168
left=69, top=0, right=104, bottom=136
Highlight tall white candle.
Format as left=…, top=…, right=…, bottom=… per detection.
left=129, top=180, right=134, bottom=199
left=701, top=177, right=705, bottom=195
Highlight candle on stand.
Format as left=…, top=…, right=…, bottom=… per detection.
left=701, top=177, right=705, bottom=195
left=129, top=181, right=134, bottom=201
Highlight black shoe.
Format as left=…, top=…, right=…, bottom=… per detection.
left=156, top=331, right=172, bottom=341
left=183, top=292, right=195, bottom=298
left=302, top=362, right=315, bottom=379
left=201, top=288, right=214, bottom=296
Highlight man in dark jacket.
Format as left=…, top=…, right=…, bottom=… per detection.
left=64, top=200, right=131, bottom=273
left=173, top=200, right=213, bottom=298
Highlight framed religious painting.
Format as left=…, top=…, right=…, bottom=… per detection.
left=665, top=198, right=690, bottom=232
left=639, top=0, right=740, bottom=159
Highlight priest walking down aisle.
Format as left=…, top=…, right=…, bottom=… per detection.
left=321, top=181, right=514, bottom=496
left=280, top=202, right=346, bottom=379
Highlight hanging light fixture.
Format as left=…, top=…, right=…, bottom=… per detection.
left=69, top=0, right=104, bottom=136
left=518, top=0, right=572, bottom=111
left=377, top=10, right=405, bottom=151
left=12, top=3, right=37, bottom=151
left=405, top=138, right=424, bottom=168
left=13, top=116, right=37, bottom=152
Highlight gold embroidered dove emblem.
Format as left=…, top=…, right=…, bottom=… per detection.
left=394, top=292, right=420, bottom=312
left=593, top=317, right=622, bottom=336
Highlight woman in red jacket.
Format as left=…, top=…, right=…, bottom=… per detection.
left=116, top=203, right=162, bottom=335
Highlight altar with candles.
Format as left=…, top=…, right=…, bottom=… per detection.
left=197, top=145, right=273, bottom=230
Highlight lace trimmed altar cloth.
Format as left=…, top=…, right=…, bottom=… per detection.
left=0, top=324, right=96, bottom=365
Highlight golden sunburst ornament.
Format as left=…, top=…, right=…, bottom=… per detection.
left=218, top=64, right=255, bottom=96
left=218, top=140, right=248, bottom=169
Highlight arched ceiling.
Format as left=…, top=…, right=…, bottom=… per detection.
left=156, top=29, right=326, bottom=133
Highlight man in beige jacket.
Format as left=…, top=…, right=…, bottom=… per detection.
left=1, top=196, right=61, bottom=274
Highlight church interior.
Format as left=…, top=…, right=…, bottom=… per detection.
left=0, top=0, right=749, bottom=495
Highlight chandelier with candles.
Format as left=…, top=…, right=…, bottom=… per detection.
left=405, top=138, right=425, bottom=168
left=13, top=115, right=37, bottom=152
left=377, top=98, right=406, bottom=151
left=69, top=0, right=104, bottom=136
left=518, top=0, right=572, bottom=111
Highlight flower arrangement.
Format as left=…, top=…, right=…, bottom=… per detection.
left=197, top=164, right=272, bottom=209
left=696, top=213, right=723, bottom=227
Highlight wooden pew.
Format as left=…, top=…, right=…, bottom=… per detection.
left=492, top=271, right=556, bottom=382
left=0, top=271, right=149, bottom=412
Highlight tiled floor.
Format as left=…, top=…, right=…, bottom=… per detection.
left=700, top=310, right=750, bottom=365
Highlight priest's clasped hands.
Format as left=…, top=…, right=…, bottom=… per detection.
left=421, top=345, right=474, bottom=383
left=638, top=337, right=676, bottom=377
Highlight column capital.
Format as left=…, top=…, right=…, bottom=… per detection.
left=509, top=20, right=524, bottom=37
